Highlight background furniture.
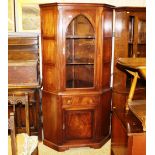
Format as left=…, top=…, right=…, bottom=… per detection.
left=40, top=3, right=113, bottom=151
left=8, top=34, right=42, bottom=140
left=8, top=113, right=16, bottom=155
left=111, top=110, right=146, bottom=155
left=117, top=58, right=146, bottom=131
left=113, top=7, right=146, bottom=110
left=8, top=112, right=38, bottom=155
left=8, top=92, right=30, bottom=135
left=111, top=7, right=146, bottom=155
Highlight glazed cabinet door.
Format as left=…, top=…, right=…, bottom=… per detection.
left=65, top=15, right=95, bottom=88
left=60, top=5, right=103, bottom=89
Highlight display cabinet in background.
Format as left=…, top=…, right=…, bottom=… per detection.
left=112, top=7, right=146, bottom=110
left=40, top=3, right=113, bottom=151
left=111, top=7, right=146, bottom=155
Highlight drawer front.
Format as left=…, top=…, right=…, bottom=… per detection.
left=62, top=95, right=99, bottom=107
left=8, top=37, right=38, bottom=46
left=8, top=61, right=38, bottom=86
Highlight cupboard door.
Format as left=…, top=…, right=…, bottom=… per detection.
left=65, top=15, right=95, bottom=88
left=63, top=109, right=94, bottom=140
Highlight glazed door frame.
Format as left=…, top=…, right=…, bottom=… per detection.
left=58, top=5, right=104, bottom=91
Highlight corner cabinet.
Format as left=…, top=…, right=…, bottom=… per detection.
left=40, top=3, right=113, bottom=151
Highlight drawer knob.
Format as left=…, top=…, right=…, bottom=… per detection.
left=89, top=99, right=93, bottom=104
left=67, top=99, right=71, bottom=105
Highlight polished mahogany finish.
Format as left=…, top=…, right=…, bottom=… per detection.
left=40, top=3, right=113, bottom=151
left=8, top=35, right=42, bottom=139
left=8, top=112, right=38, bottom=155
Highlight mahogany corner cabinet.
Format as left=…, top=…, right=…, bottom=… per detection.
left=40, top=3, right=113, bottom=151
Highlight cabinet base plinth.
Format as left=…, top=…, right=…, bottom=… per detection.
left=43, top=135, right=110, bottom=152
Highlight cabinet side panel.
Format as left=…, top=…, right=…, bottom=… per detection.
left=42, top=38, right=58, bottom=91
left=113, top=11, right=128, bottom=90
left=101, top=90, right=111, bottom=137
left=42, top=91, right=62, bottom=144
left=42, top=39, right=56, bottom=64
left=102, top=9, right=113, bottom=89
left=41, top=6, right=59, bottom=91
left=42, top=65, right=58, bottom=91
left=103, top=38, right=112, bottom=62
left=102, top=62, right=111, bottom=88
left=94, top=90, right=111, bottom=140
left=40, top=6, right=57, bottom=37
left=103, top=9, right=113, bottom=38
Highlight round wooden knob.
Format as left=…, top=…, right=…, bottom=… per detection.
left=89, top=99, right=93, bottom=104
left=67, top=99, right=71, bottom=105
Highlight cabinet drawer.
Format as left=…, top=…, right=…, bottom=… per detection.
left=62, top=96, right=99, bottom=107
left=8, top=60, right=39, bottom=86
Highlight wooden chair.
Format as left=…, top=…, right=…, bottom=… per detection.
left=8, top=112, right=17, bottom=155
left=8, top=92, right=30, bottom=135
left=8, top=94, right=38, bottom=155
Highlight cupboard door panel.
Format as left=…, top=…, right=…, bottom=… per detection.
left=64, top=109, right=94, bottom=140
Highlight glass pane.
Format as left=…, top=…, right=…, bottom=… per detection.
left=66, top=39, right=95, bottom=63
left=66, top=15, right=94, bottom=36
left=22, top=4, right=40, bottom=31
left=66, top=15, right=95, bottom=88
left=128, top=16, right=134, bottom=43
left=138, top=20, right=146, bottom=44
left=66, top=65, right=94, bottom=88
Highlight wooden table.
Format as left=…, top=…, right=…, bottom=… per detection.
left=117, top=58, right=146, bottom=131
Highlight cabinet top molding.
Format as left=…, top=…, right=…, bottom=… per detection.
left=115, top=7, right=146, bottom=12
left=39, top=2, right=115, bottom=8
